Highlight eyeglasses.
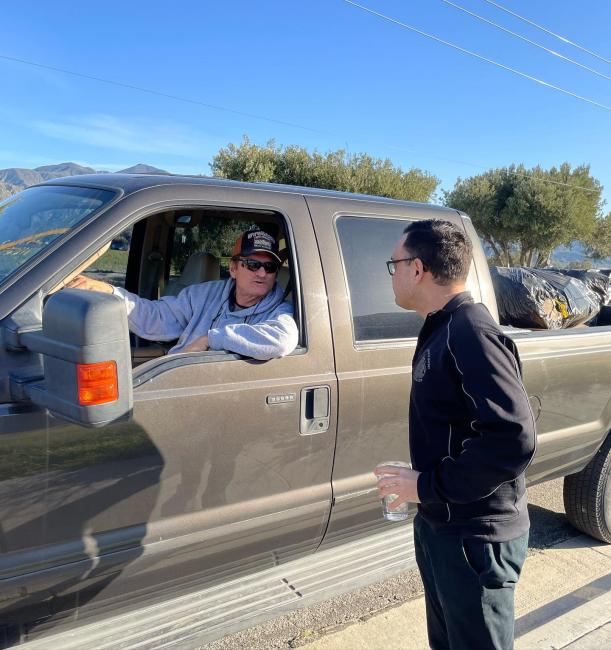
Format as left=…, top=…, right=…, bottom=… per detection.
left=386, top=257, right=417, bottom=276
left=234, top=257, right=279, bottom=274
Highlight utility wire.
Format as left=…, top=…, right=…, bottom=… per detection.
left=0, top=54, right=329, bottom=136
left=386, top=142, right=600, bottom=194
left=441, top=0, right=611, bottom=82
left=343, top=1, right=611, bottom=112
left=481, top=0, right=611, bottom=66
left=0, top=53, right=599, bottom=194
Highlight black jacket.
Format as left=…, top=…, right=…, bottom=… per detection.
left=411, top=292, right=536, bottom=541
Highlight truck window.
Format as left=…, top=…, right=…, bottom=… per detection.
left=336, top=216, right=424, bottom=342
left=168, top=215, right=256, bottom=287
left=0, top=185, right=116, bottom=287
left=74, top=208, right=298, bottom=366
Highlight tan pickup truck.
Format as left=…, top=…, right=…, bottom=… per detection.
left=0, top=175, right=609, bottom=648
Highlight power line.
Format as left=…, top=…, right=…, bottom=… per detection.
left=441, top=0, right=611, bottom=82
left=0, top=52, right=599, bottom=194
left=481, top=0, right=611, bottom=66
left=0, top=54, right=329, bottom=136
left=343, top=0, right=611, bottom=112
left=386, top=142, right=600, bottom=194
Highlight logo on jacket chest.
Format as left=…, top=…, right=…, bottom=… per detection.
left=413, top=348, right=431, bottom=382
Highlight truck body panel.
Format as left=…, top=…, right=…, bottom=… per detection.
left=0, top=174, right=608, bottom=644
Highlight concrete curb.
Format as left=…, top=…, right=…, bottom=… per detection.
left=302, top=536, right=611, bottom=650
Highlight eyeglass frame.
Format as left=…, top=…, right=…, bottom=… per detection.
left=386, top=256, right=417, bottom=276
left=232, top=256, right=280, bottom=274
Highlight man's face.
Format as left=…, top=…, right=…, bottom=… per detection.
left=230, top=251, right=278, bottom=301
left=390, top=237, right=417, bottom=310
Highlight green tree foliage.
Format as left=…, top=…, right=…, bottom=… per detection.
left=171, top=217, right=255, bottom=274
left=444, top=164, right=603, bottom=267
left=211, top=137, right=439, bottom=202
left=584, top=212, right=611, bottom=260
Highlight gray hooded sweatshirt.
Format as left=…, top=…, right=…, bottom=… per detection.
left=114, top=279, right=298, bottom=359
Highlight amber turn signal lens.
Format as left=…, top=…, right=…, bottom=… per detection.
left=77, top=361, right=119, bottom=405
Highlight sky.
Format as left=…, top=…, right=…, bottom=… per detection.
left=1, top=0, right=610, bottom=207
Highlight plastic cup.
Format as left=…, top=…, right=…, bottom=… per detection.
left=375, top=461, right=412, bottom=521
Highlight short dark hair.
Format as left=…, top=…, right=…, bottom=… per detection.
left=402, top=219, right=472, bottom=285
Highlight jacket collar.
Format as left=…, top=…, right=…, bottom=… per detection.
left=422, top=291, right=473, bottom=328
left=438, top=291, right=473, bottom=314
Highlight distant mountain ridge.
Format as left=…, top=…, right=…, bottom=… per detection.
left=0, top=162, right=169, bottom=199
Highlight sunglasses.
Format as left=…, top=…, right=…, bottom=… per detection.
left=234, top=257, right=279, bottom=274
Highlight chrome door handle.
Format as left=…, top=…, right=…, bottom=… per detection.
left=300, top=386, right=330, bottom=435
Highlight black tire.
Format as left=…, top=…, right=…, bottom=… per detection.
left=563, top=435, right=611, bottom=543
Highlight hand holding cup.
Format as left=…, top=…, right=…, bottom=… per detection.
left=374, top=461, right=420, bottom=521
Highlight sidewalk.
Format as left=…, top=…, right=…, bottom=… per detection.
left=302, top=535, right=611, bottom=650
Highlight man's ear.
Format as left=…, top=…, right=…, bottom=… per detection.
left=229, top=259, right=237, bottom=279
left=413, top=258, right=426, bottom=281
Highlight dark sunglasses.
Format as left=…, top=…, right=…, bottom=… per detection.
left=234, top=257, right=279, bottom=274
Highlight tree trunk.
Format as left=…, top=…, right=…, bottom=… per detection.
left=535, top=251, right=551, bottom=268
left=525, top=249, right=534, bottom=267
left=501, top=244, right=510, bottom=266
left=486, top=237, right=501, bottom=260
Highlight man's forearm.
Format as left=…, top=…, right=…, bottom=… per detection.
left=208, top=314, right=298, bottom=359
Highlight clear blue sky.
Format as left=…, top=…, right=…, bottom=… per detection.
left=1, top=0, right=610, bottom=207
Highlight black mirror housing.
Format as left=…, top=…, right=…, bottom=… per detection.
left=20, top=289, right=133, bottom=427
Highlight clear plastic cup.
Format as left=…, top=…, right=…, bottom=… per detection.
left=375, top=461, right=412, bottom=521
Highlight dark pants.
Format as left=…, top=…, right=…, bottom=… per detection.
left=414, top=514, right=528, bottom=650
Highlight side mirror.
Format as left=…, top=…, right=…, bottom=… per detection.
left=19, top=289, right=133, bottom=427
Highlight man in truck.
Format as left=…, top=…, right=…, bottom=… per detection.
left=376, top=219, right=536, bottom=650
left=68, top=228, right=298, bottom=360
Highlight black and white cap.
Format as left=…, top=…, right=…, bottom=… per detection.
left=232, top=229, right=282, bottom=263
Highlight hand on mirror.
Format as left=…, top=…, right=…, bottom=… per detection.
left=182, top=335, right=209, bottom=353
left=66, top=275, right=114, bottom=294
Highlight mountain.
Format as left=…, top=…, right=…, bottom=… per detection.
left=35, top=162, right=98, bottom=179
left=0, top=162, right=169, bottom=198
left=118, top=164, right=169, bottom=174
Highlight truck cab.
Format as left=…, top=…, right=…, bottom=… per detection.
left=0, top=175, right=609, bottom=647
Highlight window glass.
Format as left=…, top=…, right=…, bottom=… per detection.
left=337, top=216, right=424, bottom=341
left=83, top=227, right=132, bottom=288
left=0, top=185, right=115, bottom=285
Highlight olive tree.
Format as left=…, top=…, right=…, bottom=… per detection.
left=211, top=137, right=439, bottom=202
left=444, top=164, right=603, bottom=267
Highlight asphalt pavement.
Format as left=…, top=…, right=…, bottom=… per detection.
left=204, top=478, right=611, bottom=650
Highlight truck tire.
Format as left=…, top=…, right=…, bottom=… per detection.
left=563, top=435, right=611, bottom=543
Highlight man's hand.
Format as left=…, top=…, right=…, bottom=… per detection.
left=66, top=275, right=114, bottom=294
left=374, top=464, right=421, bottom=508
left=182, top=335, right=209, bottom=353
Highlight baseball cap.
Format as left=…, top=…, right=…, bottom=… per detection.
left=231, top=229, right=282, bottom=263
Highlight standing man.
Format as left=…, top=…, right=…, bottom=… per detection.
left=376, top=219, right=536, bottom=650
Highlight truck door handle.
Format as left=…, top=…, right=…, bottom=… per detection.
left=300, top=386, right=330, bottom=435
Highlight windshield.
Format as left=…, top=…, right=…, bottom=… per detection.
left=0, top=185, right=116, bottom=284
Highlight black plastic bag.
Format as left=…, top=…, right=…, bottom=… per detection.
left=545, top=268, right=611, bottom=308
left=491, top=267, right=599, bottom=329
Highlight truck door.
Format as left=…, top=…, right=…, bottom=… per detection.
left=306, top=196, right=476, bottom=548
left=0, top=185, right=337, bottom=633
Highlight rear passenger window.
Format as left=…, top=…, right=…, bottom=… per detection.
left=337, top=216, right=424, bottom=342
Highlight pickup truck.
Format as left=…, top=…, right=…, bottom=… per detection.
left=0, top=174, right=609, bottom=648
